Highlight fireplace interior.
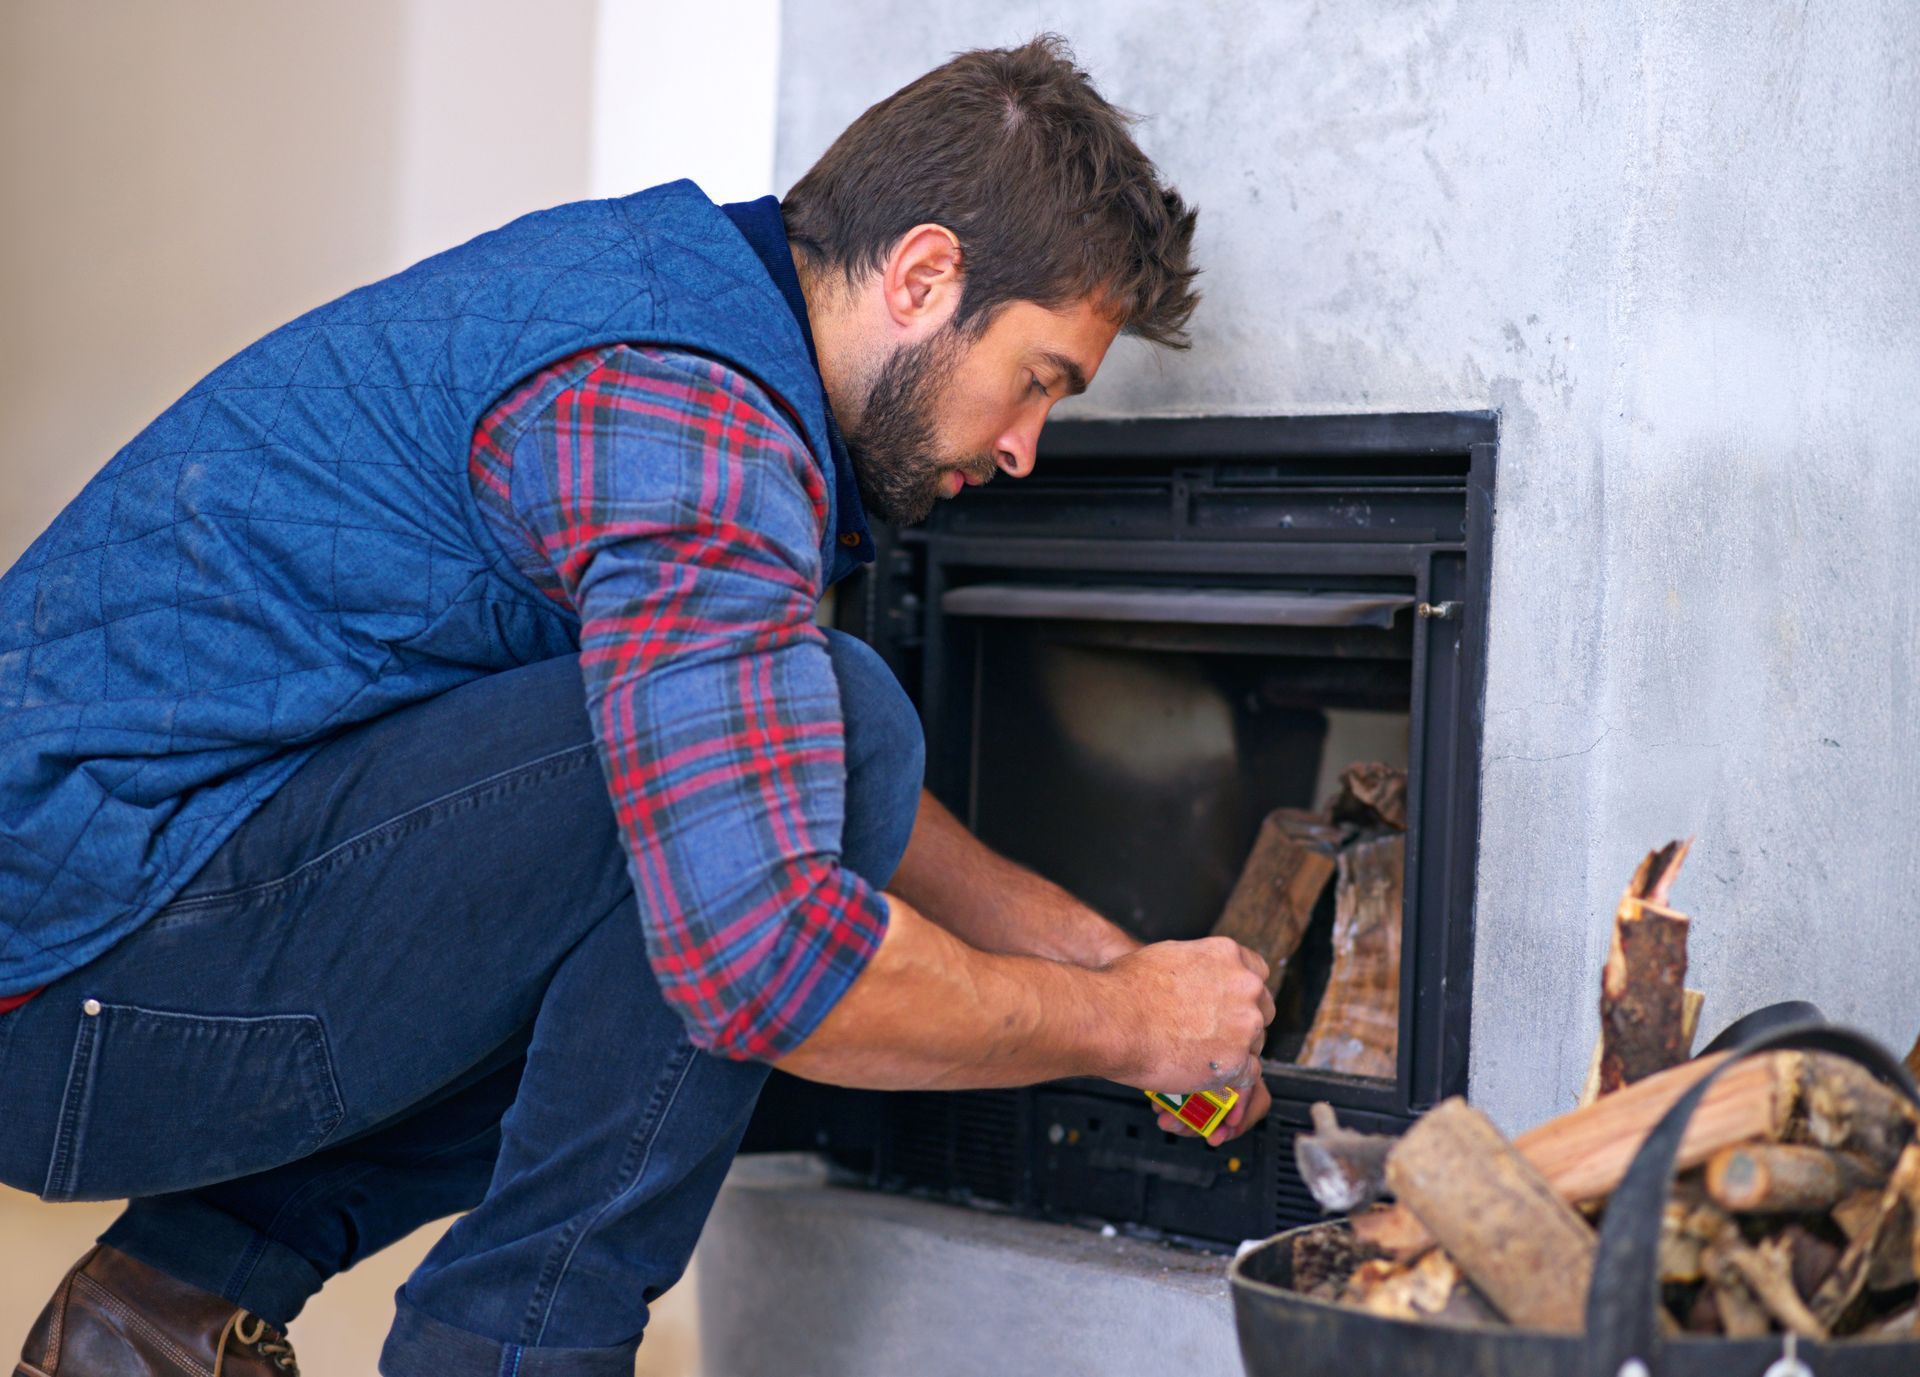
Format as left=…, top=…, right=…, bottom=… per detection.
left=743, top=413, right=1497, bottom=1247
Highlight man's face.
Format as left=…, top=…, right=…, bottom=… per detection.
left=842, top=297, right=1121, bottom=525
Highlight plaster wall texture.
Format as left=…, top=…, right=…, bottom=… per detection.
left=776, top=0, right=1920, bottom=1133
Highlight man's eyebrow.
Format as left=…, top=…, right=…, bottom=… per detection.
left=1037, top=351, right=1089, bottom=397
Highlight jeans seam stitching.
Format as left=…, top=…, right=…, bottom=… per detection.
left=160, top=742, right=597, bottom=910
left=42, top=1010, right=100, bottom=1200
left=525, top=1039, right=700, bottom=1346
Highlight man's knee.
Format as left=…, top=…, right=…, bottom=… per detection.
left=821, top=628, right=925, bottom=887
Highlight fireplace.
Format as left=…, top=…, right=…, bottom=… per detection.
left=743, top=412, right=1497, bottom=1247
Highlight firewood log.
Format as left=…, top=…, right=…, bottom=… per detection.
left=1702, top=1236, right=1780, bottom=1338
left=1812, top=1143, right=1920, bottom=1327
left=1577, top=989, right=1703, bottom=1109
left=1829, top=1173, right=1920, bottom=1293
left=1297, top=834, right=1402, bottom=1078
left=1720, top=1233, right=1829, bottom=1339
left=1384, top=1098, right=1595, bottom=1332
left=1211, top=808, right=1341, bottom=994
left=1354, top=1051, right=1802, bottom=1260
left=1295, top=1102, right=1397, bottom=1212
left=1657, top=1192, right=1726, bottom=1285
left=1704, top=1143, right=1878, bottom=1214
left=1348, top=1203, right=1433, bottom=1258
left=1797, top=1055, right=1918, bottom=1175
left=1348, top=1249, right=1496, bottom=1326
left=1598, top=841, right=1693, bottom=1094
left=1329, top=762, right=1407, bottom=831
left=1778, top=1222, right=1842, bottom=1302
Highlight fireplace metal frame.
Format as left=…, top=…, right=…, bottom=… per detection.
left=746, top=412, right=1498, bottom=1246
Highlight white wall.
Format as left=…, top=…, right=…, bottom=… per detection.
left=0, top=1, right=785, bottom=1363
left=774, top=1, right=1920, bottom=1131
left=592, top=0, right=782, bottom=202
left=0, top=0, right=783, bottom=569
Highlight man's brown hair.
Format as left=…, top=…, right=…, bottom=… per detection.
left=782, top=35, right=1200, bottom=349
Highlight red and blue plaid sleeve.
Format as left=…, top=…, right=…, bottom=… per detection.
left=469, top=343, right=890, bottom=1061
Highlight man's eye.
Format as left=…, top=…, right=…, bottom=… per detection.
left=1028, top=374, right=1050, bottom=398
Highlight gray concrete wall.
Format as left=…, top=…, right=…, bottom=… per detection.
left=776, top=1, right=1920, bottom=1131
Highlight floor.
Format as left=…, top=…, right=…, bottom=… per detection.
left=0, top=1187, right=701, bottom=1374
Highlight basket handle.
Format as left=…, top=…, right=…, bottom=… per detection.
left=1582, top=1021, right=1920, bottom=1377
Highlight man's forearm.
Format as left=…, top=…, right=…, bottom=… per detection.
left=886, top=789, right=1141, bottom=968
left=774, top=893, right=1277, bottom=1131
left=773, top=894, right=1134, bottom=1090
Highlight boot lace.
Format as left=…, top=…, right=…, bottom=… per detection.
left=214, top=1309, right=301, bottom=1375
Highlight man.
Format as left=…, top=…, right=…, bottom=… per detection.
left=1, top=36, right=1274, bottom=1377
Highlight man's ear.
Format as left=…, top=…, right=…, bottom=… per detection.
left=880, top=224, right=962, bottom=335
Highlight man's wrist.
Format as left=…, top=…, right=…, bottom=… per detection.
left=1067, top=956, right=1141, bottom=1084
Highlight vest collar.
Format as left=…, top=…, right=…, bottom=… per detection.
left=721, top=197, right=875, bottom=584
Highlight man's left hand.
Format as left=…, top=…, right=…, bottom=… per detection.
left=1154, top=1071, right=1271, bottom=1148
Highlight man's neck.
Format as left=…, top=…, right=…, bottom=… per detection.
left=792, top=246, right=864, bottom=427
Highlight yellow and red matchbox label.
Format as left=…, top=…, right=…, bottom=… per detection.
left=1144, top=1088, right=1237, bottom=1138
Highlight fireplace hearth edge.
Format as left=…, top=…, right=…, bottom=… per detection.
left=742, top=412, right=1497, bottom=1248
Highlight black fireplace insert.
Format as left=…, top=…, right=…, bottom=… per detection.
left=742, top=412, right=1497, bottom=1248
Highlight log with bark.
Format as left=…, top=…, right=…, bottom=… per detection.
left=1598, top=840, right=1693, bottom=1094
left=1356, top=1050, right=1803, bottom=1259
left=1384, top=1098, right=1595, bottom=1332
left=1329, top=761, right=1407, bottom=832
left=1297, top=833, right=1403, bottom=1078
left=1210, top=808, right=1342, bottom=995
left=1704, top=1143, right=1878, bottom=1214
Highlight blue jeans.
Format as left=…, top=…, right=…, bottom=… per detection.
left=0, top=630, right=923, bottom=1375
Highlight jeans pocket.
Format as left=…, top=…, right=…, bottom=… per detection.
left=42, top=1002, right=345, bottom=1202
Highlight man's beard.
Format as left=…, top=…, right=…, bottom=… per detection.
left=842, top=330, right=996, bottom=526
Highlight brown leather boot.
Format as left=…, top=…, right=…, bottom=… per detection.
left=16, top=1245, right=299, bottom=1377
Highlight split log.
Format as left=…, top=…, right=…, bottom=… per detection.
left=1720, top=1234, right=1829, bottom=1339
left=1353, top=1051, right=1802, bottom=1260
left=1329, top=762, right=1407, bottom=832
left=1657, top=1192, right=1726, bottom=1285
left=1778, top=1223, right=1842, bottom=1302
left=1348, top=1250, right=1496, bottom=1326
left=1832, top=1185, right=1916, bottom=1291
left=1813, top=1143, right=1920, bottom=1328
left=1798, top=1055, right=1918, bottom=1175
left=1348, top=1203, right=1433, bottom=1259
left=1295, top=1102, right=1397, bottom=1212
left=1297, top=834, right=1402, bottom=1078
left=1577, top=989, right=1704, bottom=1109
left=1211, top=808, right=1341, bottom=994
left=1598, top=841, right=1693, bottom=1094
left=1384, top=1098, right=1595, bottom=1332
left=1702, top=1238, right=1778, bottom=1338
left=1704, top=1143, right=1877, bottom=1214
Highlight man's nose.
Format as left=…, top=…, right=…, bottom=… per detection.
left=995, top=426, right=1039, bottom=479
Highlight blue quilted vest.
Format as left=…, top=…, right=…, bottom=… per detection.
left=0, top=180, right=861, bottom=996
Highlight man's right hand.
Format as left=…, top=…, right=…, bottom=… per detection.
left=1098, top=936, right=1276, bottom=1095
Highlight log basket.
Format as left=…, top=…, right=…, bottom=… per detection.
left=1229, top=1022, right=1920, bottom=1376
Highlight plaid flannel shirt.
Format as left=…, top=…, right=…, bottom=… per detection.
left=469, top=343, right=890, bottom=1061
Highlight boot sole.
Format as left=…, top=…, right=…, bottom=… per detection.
left=18, top=1364, right=53, bottom=1377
